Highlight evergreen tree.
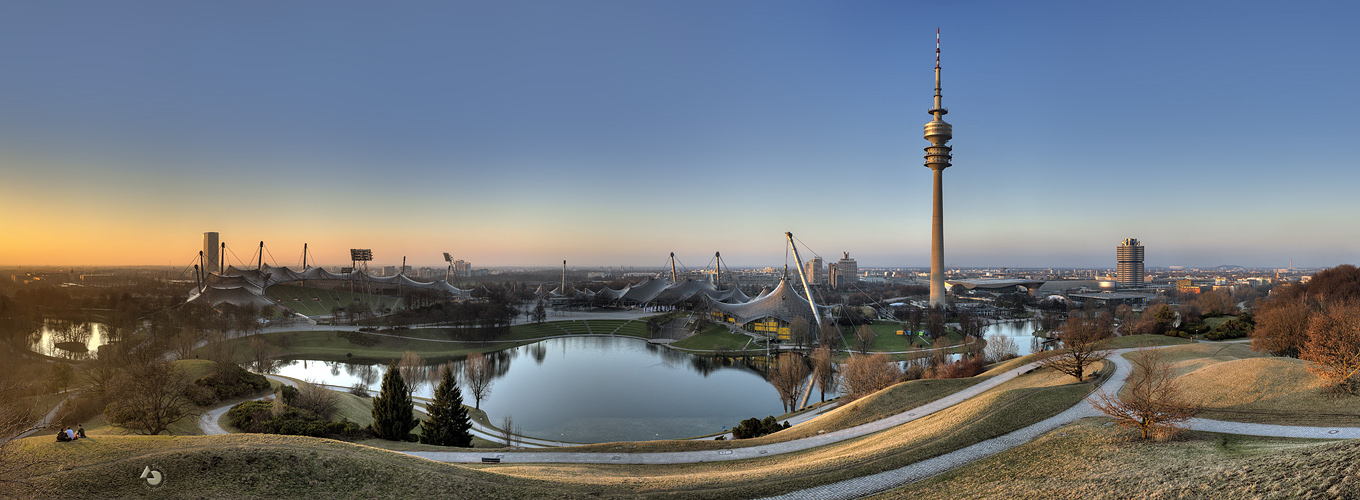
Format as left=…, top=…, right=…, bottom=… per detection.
left=371, top=361, right=417, bottom=441
left=420, top=364, right=474, bottom=446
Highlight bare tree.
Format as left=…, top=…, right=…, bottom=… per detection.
left=397, top=351, right=430, bottom=396
left=838, top=353, right=902, bottom=401
left=817, top=320, right=840, bottom=349
left=500, top=413, right=516, bottom=448
left=1300, top=302, right=1360, bottom=394
left=0, top=381, right=46, bottom=495
left=1092, top=349, right=1200, bottom=440
left=103, top=361, right=197, bottom=435
left=463, top=353, right=494, bottom=410
left=1251, top=298, right=1312, bottom=358
left=1040, top=314, right=1113, bottom=381
left=249, top=336, right=278, bottom=374
left=788, top=318, right=812, bottom=352
left=983, top=334, right=1020, bottom=364
left=958, top=311, right=989, bottom=339
left=292, top=381, right=340, bottom=420
left=170, top=327, right=200, bottom=361
left=854, top=325, right=876, bottom=354
left=809, top=346, right=838, bottom=403
left=767, top=352, right=809, bottom=413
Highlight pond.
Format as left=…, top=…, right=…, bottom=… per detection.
left=27, top=319, right=109, bottom=360
left=984, top=319, right=1045, bottom=356
left=274, top=336, right=805, bottom=443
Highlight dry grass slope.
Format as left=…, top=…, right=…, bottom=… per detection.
left=6, top=434, right=591, bottom=500
left=870, top=419, right=1355, bottom=500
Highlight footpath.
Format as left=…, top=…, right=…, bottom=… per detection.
left=191, top=332, right=1360, bottom=499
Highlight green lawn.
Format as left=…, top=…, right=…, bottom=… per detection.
left=670, top=325, right=756, bottom=351
left=1203, top=315, right=1239, bottom=329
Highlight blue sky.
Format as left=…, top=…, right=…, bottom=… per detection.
left=1, top=1, right=1356, bottom=269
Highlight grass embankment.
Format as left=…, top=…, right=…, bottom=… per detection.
left=669, top=325, right=756, bottom=352
left=12, top=363, right=1101, bottom=499
left=1098, top=333, right=1195, bottom=349
left=8, top=434, right=579, bottom=500
left=473, top=365, right=1101, bottom=499
left=1141, top=343, right=1360, bottom=426
left=870, top=418, right=1350, bottom=500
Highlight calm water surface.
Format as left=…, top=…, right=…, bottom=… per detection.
left=28, top=320, right=108, bottom=360
left=275, top=336, right=795, bottom=443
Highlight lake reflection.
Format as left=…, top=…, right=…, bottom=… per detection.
left=27, top=320, right=108, bottom=360
left=986, top=319, right=1044, bottom=355
left=275, top=336, right=793, bottom=443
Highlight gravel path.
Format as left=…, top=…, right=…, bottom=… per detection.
left=193, top=338, right=1360, bottom=499
left=198, top=374, right=299, bottom=435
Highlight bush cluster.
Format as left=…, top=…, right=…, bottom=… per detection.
left=731, top=416, right=790, bottom=439
left=337, top=330, right=380, bottom=347
left=186, top=364, right=271, bottom=406
left=1205, top=315, right=1255, bottom=341
left=926, top=356, right=987, bottom=379
left=226, top=400, right=365, bottom=439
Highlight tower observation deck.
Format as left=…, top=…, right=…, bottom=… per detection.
left=924, top=29, right=953, bottom=308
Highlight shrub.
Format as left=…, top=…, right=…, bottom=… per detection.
left=349, top=383, right=369, bottom=398
left=731, top=416, right=790, bottom=439
left=194, top=363, right=270, bottom=404
left=337, top=330, right=380, bottom=347
left=279, top=385, right=299, bottom=405
left=927, top=356, right=986, bottom=379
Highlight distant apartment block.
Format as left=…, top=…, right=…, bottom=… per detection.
left=804, top=257, right=826, bottom=285
left=829, top=252, right=858, bottom=289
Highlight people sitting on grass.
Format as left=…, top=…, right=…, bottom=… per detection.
left=56, top=426, right=77, bottom=442
left=77, top=424, right=86, bottom=438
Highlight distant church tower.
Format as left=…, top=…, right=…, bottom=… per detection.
left=924, top=29, right=953, bottom=308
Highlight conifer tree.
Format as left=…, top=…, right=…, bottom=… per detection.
left=371, top=361, right=417, bottom=441
left=420, top=363, right=474, bottom=446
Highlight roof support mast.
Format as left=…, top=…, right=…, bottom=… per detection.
left=670, top=252, right=678, bottom=282
left=785, top=232, right=824, bottom=329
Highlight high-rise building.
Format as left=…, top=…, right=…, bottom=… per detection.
left=1117, top=238, right=1145, bottom=287
left=203, top=232, right=220, bottom=274
left=804, top=256, right=825, bottom=285
left=923, top=29, right=953, bottom=308
left=830, top=252, right=858, bottom=289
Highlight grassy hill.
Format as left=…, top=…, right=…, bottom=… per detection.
left=870, top=418, right=1352, bottom=500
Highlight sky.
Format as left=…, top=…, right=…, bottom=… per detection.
left=1, top=1, right=1357, bottom=270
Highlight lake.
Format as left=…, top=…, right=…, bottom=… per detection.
left=274, top=335, right=800, bottom=443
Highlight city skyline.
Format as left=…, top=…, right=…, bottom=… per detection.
left=2, top=1, right=1358, bottom=269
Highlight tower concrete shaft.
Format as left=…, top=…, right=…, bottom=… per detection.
left=923, top=29, right=953, bottom=308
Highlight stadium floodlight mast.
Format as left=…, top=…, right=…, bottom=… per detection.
left=349, top=248, right=373, bottom=295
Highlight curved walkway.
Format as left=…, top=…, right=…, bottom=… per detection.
left=195, top=338, right=1360, bottom=499
left=198, top=374, right=300, bottom=435
left=404, top=343, right=1360, bottom=499
left=401, top=358, right=1048, bottom=464
left=761, top=345, right=1360, bottom=500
